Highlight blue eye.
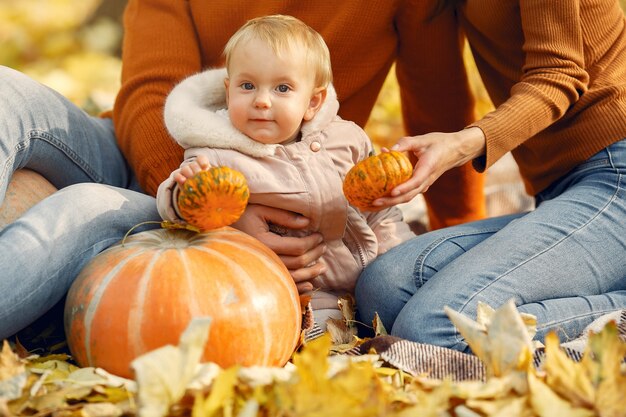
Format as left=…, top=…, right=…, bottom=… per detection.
left=241, top=82, right=254, bottom=90
left=277, top=84, right=290, bottom=93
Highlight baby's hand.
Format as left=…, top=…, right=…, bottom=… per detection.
left=174, top=155, right=211, bottom=186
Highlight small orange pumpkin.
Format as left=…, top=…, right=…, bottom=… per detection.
left=343, top=151, right=413, bottom=210
left=64, top=227, right=302, bottom=378
left=177, top=166, right=250, bottom=231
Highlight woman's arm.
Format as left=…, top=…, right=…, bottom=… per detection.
left=374, top=0, right=589, bottom=208
left=470, top=0, right=589, bottom=170
left=113, top=0, right=202, bottom=195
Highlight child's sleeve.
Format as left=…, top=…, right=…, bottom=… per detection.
left=366, top=207, right=416, bottom=255
left=156, top=169, right=184, bottom=223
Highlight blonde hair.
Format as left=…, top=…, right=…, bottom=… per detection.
left=223, top=15, right=333, bottom=88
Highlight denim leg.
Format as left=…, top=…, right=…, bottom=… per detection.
left=0, top=65, right=133, bottom=200
left=0, top=67, right=156, bottom=338
left=355, top=213, right=522, bottom=334
left=357, top=139, right=626, bottom=352
left=0, top=183, right=161, bottom=339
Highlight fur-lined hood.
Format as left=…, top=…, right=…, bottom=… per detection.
left=163, top=67, right=340, bottom=157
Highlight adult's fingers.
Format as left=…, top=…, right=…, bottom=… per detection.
left=278, top=240, right=327, bottom=270
left=290, top=259, right=326, bottom=284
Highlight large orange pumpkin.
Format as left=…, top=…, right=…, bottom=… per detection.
left=64, top=227, right=302, bottom=378
left=343, top=150, right=413, bottom=211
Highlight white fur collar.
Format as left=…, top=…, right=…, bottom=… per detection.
left=163, top=67, right=340, bottom=157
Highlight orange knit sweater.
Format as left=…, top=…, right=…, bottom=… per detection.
left=112, top=0, right=486, bottom=229
left=462, top=0, right=626, bottom=195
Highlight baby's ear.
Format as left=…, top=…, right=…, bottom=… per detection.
left=303, top=87, right=327, bottom=121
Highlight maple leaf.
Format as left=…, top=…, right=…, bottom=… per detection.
left=542, top=321, right=626, bottom=416
left=528, top=371, right=595, bottom=417
left=327, top=295, right=359, bottom=352
left=543, top=331, right=595, bottom=408
left=0, top=340, right=28, bottom=402
left=372, top=312, right=388, bottom=336
left=132, top=317, right=212, bottom=417
left=465, top=395, right=530, bottom=417
left=445, top=300, right=535, bottom=382
left=191, top=366, right=239, bottom=417
left=395, top=380, right=453, bottom=416
left=0, top=340, right=25, bottom=380
left=271, top=335, right=392, bottom=417
left=587, top=321, right=626, bottom=416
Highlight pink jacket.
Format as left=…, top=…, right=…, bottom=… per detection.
left=157, top=68, right=415, bottom=310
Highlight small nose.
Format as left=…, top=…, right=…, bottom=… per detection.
left=254, top=91, right=271, bottom=109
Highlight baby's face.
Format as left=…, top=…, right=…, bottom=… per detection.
left=225, top=38, right=322, bottom=144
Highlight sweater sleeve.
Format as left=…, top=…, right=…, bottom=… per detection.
left=112, top=0, right=202, bottom=195
left=471, top=0, right=589, bottom=171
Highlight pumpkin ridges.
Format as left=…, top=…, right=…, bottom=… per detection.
left=343, top=150, right=414, bottom=210
left=135, top=252, right=191, bottom=357
left=187, top=242, right=300, bottom=365
left=65, top=247, right=144, bottom=368
left=87, top=251, right=159, bottom=372
left=392, top=151, right=414, bottom=182
left=177, top=167, right=250, bottom=231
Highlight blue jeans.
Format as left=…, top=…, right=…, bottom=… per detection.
left=0, top=66, right=160, bottom=339
left=356, top=138, right=626, bottom=353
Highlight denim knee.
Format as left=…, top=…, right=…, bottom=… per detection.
left=390, top=286, right=472, bottom=353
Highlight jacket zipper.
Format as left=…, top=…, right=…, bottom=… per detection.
left=346, top=223, right=367, bottom=269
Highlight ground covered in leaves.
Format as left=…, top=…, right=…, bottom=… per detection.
left=1, top=301, right=625, bottom=417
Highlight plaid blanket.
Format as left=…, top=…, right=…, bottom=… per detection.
left=307, top=309, right=626, bottom=382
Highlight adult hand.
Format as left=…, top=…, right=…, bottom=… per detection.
left=372, top=127, right=486, bottom=208
left=231, top=204, right=326, bottom=293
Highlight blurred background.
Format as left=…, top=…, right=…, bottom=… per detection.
left=0, top=0, right=125, bottom=115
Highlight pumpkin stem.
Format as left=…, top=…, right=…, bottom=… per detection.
left=121, top=221, right=162, bottom=246
left=160, top=220, right=201, bottom=233
left=121, top=220, right=201, bottom=246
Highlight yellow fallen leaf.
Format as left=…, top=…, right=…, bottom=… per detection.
left=465, top=395, right=530, bottom=417
left=271, top=335, right=391, bottom=417
left=543, top=331, right=595, bottom=408
left=0, top=340, right=27, bottom=402
left=326, top=318, right=357, bottom=347
left=191, top=366, right=239, bottom=417
left=587, top=322, right=626, bottom=416
left=445, top=300, right=534, bottom=381
left=373, top=312, right=388, bottom=336
left=28, top=359, right=80, bottom=383
left=67, top=366, right=136, bottom=391
left=528, top=371, right=595, bottom=417
left=132, top=317, right=212, bottom=417
left=80, top=402, right=124, bottom=417
left=85, top=385, right=134, bottom=404
left=337, top=294, right=357, bottom=325
left=0, top=340, right=25, bottom=380
left=395, top=380, right=453, bottom=417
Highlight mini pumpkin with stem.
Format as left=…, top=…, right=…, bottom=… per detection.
left=177, top=166, right=250, bottom=231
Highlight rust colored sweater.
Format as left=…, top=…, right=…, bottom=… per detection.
left=462, top=0, right=626, bottom=195
left=113, top=0, right=486, bottom=229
